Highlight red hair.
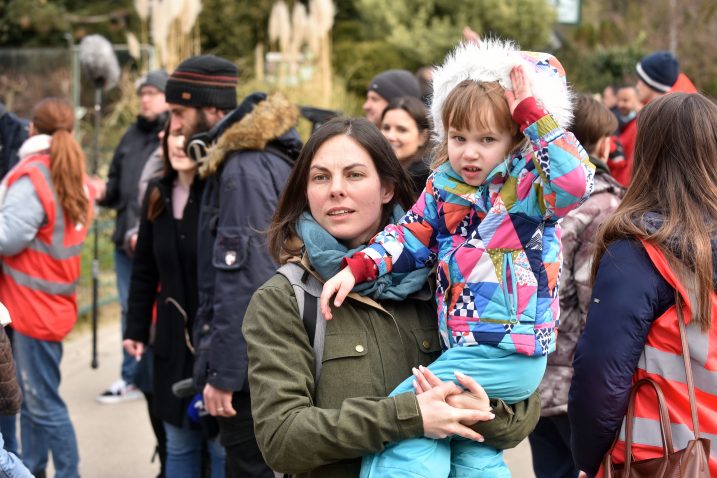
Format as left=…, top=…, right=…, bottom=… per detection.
left=31, top=98, right=89, bottom=225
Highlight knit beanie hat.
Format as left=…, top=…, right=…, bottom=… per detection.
left=636, top=51, right=679, bottom=93
left=367, top=69, right=421, bottom=102
left=136, top=69, right=169, bottom=93
left=166, top=55, right=238, bottom=110
left=430, top=38, right=573, bottom=141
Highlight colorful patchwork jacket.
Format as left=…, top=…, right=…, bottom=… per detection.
left=353, top=108, right=594, bottom=357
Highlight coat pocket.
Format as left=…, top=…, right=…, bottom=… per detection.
left=212, top=230, right=248, bottom=271
left=411, top=327, right=442, bottom=365
left=319, top=332, right=372, bottom=399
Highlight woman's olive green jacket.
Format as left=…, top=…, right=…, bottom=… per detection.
left=243, top=255, right=539, bottom=478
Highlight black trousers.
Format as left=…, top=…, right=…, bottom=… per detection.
left=528, top=414, right=580, bottom=478
left=217, top=391, right=273, bottom=478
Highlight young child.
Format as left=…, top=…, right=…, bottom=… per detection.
left=321, top=39, right=595, bottom=477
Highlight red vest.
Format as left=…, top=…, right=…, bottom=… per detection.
left=607, top=242, right=717, bottom=476
left=0, top=154, right=93, bottom=341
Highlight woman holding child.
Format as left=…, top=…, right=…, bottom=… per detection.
left=242, top=116, right=539, bottom=478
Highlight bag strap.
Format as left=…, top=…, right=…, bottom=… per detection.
left=623, top=378, right=675, bottom=472
left=675, top=293, right=702, bottom=438
left=276, top=263, right=326, bottom=381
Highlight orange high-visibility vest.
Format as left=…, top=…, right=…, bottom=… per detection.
left=606, top=241, right=717, bottom=475
left=0, top=153, right=93, bottom=341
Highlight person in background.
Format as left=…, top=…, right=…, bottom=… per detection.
left=635, top=51, right=680, bottom=106
left=0, top=102, right=28, bottom=181
left=608, top=85, right=639, bottom=187
left=124, top=122, right=225, bottom=478
left=529, top=94, right=624, bottom=478
left=569, top=92, right=717, bottom=477
left=94, top=70, right=169, bottom=404
left=0, top=97, right=94, bottom=478
left=0, top=302, right=33, bottom=478
left=601, top=85, right=618, bottom=115
left=164, top=54, right=302, bottom=477
left=363, top=69, right=421, bottom=127
left=379, top=96, right=431, bottom=198
left=0, top=101, right=28, bottom=460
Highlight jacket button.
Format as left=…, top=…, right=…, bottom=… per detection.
left=422, top=340, right=430, bottom=349
left=355, top=344, right=364, bottom=353
left=201, top=324, right=210, bottom=333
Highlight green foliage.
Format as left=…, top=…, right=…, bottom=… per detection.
left=199, top=0, right=278, bottom=73
left=333, top=39, right=408, bottom=98
left=0, top=0, right=136, bottom=46
left=353, top=0, right=556, bottom=65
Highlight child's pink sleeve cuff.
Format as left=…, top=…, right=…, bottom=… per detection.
left=513, top=97, right=549, bottom=133
left=342, top=253, right=378, bottom=283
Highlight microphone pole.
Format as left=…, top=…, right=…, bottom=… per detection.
left=79, top=33, right=119, bottom=370
left=91, top=82, right=102, bottom=369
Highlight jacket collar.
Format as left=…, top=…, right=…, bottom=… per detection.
left=434, top=159, right=510, bottom=205
left=199, top=92, right=299, bottom=178
left=18, top=134, right=51, bottom=160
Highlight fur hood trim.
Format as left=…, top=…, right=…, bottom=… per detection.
left=431, top=38, right=573, bottom=141
left=199, top=92, right=299, bottom=178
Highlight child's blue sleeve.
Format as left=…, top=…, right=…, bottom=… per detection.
left=361, top=176, right=441, bottom=276
left=506, top=104, right=595, bottom=221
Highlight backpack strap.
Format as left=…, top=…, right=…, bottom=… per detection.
left=276, top=263, right=325, bottom=382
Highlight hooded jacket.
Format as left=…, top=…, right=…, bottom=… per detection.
left=538, top=159, right=624, bottom=415
left=351, top=39, right=594, bottom=356
left=192, top=93, right=302, bottom=391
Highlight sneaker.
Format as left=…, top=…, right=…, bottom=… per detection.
left=96, top=379, right=143, bottom=404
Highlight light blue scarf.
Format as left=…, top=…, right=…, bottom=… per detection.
left=296, top=204, right=431, bottom=301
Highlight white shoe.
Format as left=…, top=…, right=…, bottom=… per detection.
left=96, top=379, right=143, bottom=404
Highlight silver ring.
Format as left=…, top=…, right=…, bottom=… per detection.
left=217, top=407, right=224, bottom=412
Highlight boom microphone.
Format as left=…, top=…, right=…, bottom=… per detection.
left=79, top=34, right=120, bottom=90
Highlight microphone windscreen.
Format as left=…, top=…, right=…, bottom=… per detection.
left=79, top=34, right=120, bottom=91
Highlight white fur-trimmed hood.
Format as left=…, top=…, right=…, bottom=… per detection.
left=430, top=38, right=573, bottom=140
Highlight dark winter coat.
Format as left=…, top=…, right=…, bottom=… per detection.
left=100, top=113, right=167, bottom=247
left=125, top=174, right=203, bottom=426
left=567, top=232, right=717, bottom=475
left=192, top=93, right=302, bottom=391
left=0, top=104, right=28, bottom=180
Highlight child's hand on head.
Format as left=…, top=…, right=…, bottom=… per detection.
left=505, top=65, right=534, bottom=115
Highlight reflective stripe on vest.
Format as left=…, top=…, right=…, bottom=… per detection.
left=618, top=417, right=717, bottom=457
left=21, top=160, right=84, bottom=260
left=1, top=262, right=77, bottom=296
left=610, top=241, right=717, bottom=475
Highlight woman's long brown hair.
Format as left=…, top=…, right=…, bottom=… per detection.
left=32, top=98, right=89, bottom=225
left=592, top=93, right=717, bottom=331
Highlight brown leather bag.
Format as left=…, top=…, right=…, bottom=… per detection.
left=602, top=295, right=711, bottom=477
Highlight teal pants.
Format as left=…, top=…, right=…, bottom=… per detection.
left=360, top=345, right=547, bottom=478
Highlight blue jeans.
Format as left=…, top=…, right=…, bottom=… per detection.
left=163, top=421, right=225, bottom=478
left=0, top=415, right=17, bottom=456
left=361, top=345, right=547, bottom=478
left=115, top=249, right=137, bottom=384
left=0, top=432, right=32, bottom=478
left=14, top=331, right=78, bottom=478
